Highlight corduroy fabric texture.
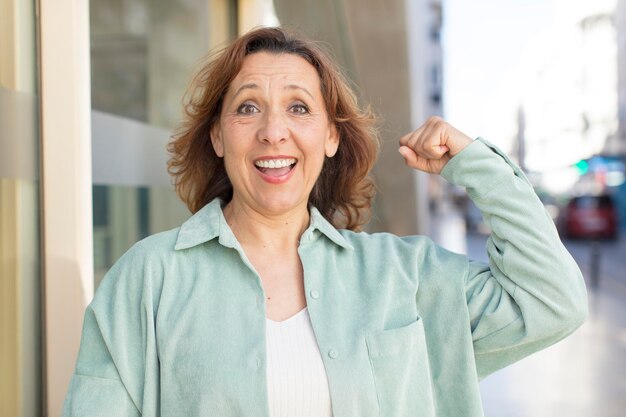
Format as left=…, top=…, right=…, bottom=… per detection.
left=62, top=138, right=588, bottom=417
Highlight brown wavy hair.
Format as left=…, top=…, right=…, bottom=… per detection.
left=168, top=27, right=379, bottom=231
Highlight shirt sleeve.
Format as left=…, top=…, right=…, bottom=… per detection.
left=62, top=243, right=161, bottom=417
left=440, top=138, right=588, bottom=379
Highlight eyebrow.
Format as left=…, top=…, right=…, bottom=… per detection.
left=232, top=83, right=316, bottom=101
left=233, top=83, right=259, bottom=98
left=285, top=84, right=315, bottom=101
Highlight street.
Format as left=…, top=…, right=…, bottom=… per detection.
left=430, top=205, right=626, bottom=417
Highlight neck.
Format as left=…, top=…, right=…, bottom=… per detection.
left=222, top=198, right=310, bottom=251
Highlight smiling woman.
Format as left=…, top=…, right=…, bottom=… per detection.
left=168, top=28, right=378, bottom=230
left=210, top=52, right=339, bottom=217
left=62, top=27, right=588, bottom=417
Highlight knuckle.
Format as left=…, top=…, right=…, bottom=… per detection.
left=429, top=116, right=448, bottom=131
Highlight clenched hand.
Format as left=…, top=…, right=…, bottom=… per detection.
left=398, top=116, right=473, bottom=174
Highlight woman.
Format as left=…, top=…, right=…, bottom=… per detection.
left=63, top=27, right=587, bottom=417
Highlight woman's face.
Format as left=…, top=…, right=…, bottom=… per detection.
left=211, top=52, right=339, bottom=217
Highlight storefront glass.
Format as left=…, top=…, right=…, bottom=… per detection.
left=90, top=0, right=238, bottom=285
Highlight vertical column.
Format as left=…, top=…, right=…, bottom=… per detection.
left=237, top=0, right=279, bottom=34
left=342, top=0, right=424, bottom=234
left=404, top=0, right=431, bottom=235
left=39, top=0, right=93, bottom=416
left=210, top=0, right=238, bottom=46
left=1, top=2, right=20, bottom=414
left=0, top=181, right=20, bottom=417
left=274, top=0, right=425, bottom=235
left=1, top=0, right=41, bottom=416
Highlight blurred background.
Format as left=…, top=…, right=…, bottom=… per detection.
left=1, top=0, right=624, bottom=416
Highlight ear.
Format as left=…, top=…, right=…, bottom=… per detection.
left=324, top=124, right=339, bottom=158
left=210, top=122, right=224, bottom=157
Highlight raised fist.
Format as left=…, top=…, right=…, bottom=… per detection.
left=398, top=116, right=473, bottom=174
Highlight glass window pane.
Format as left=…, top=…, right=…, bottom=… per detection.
left=90, top=0, right=237, bottom=283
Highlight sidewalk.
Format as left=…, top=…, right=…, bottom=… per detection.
left=479, top=285, right=626, bottom=417
left=429, top=204, right=626, bottom=417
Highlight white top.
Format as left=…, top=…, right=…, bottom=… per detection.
left=265, top=308, right=333, bottom=417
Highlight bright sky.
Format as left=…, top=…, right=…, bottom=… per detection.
left=444, top=0, right=617, bottom=182
left=443, top=0, right=556, bottom=146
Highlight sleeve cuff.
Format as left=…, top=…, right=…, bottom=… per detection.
left=440, top=137, right=531, bottom=199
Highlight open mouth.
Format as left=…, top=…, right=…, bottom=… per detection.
left=254, top=158, right=297, bottom=177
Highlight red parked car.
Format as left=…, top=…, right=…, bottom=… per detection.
left=563, top=194, right=618, bottom=240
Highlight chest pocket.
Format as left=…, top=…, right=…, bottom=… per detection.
left=365, top=317, right=436, bottom=417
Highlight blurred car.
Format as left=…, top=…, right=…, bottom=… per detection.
left=562, top=194, right=618, bottom=240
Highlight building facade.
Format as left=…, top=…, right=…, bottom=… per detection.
left=0, top=1, right=440, bottom=416
left=617, top=0, right=626, bottom=228
left=618, top=0, right=626, bottom=148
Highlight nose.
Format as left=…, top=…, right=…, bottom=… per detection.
left=257, top=108, right=288, bottom=145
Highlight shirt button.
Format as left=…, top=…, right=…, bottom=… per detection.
left=328, top=349, right=339, bottom=359
left=310, top=290, right=320, bottom=299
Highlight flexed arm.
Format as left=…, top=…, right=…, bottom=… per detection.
left=399, top=117, right=588, bottom=378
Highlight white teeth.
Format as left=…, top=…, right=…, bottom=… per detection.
left=254, top=158, right=296, bottom=169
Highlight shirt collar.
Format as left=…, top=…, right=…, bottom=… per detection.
left=174, top=199, right=222, bottom=250
left=306, top=206, right=354, bottom=250
left=174, top=199, right=353, bottom=251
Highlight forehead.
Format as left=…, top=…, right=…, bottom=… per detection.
left=229, top=52, right=321, bottom=91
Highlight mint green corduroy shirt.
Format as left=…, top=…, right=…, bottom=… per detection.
left=63, top=139, right=588, bottom=417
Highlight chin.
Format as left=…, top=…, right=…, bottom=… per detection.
left=255, top=194, right=307, bottom=215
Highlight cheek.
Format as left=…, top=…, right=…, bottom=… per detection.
left=303, top=143, right=328, bottom=177
left=220, top=135, right=255, bottom=184
left=220, top=128, right=250, bottom=158
left=221, top=158, right=248, bottom=195
left=222, top=151, right=245, bottom=179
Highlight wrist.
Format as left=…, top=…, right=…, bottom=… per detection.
left=448, top=135, right=473, bottom=157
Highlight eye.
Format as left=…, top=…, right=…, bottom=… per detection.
left=290, top=103, right=310, bottom=115
left=236, top=102, right=259, bottom=114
